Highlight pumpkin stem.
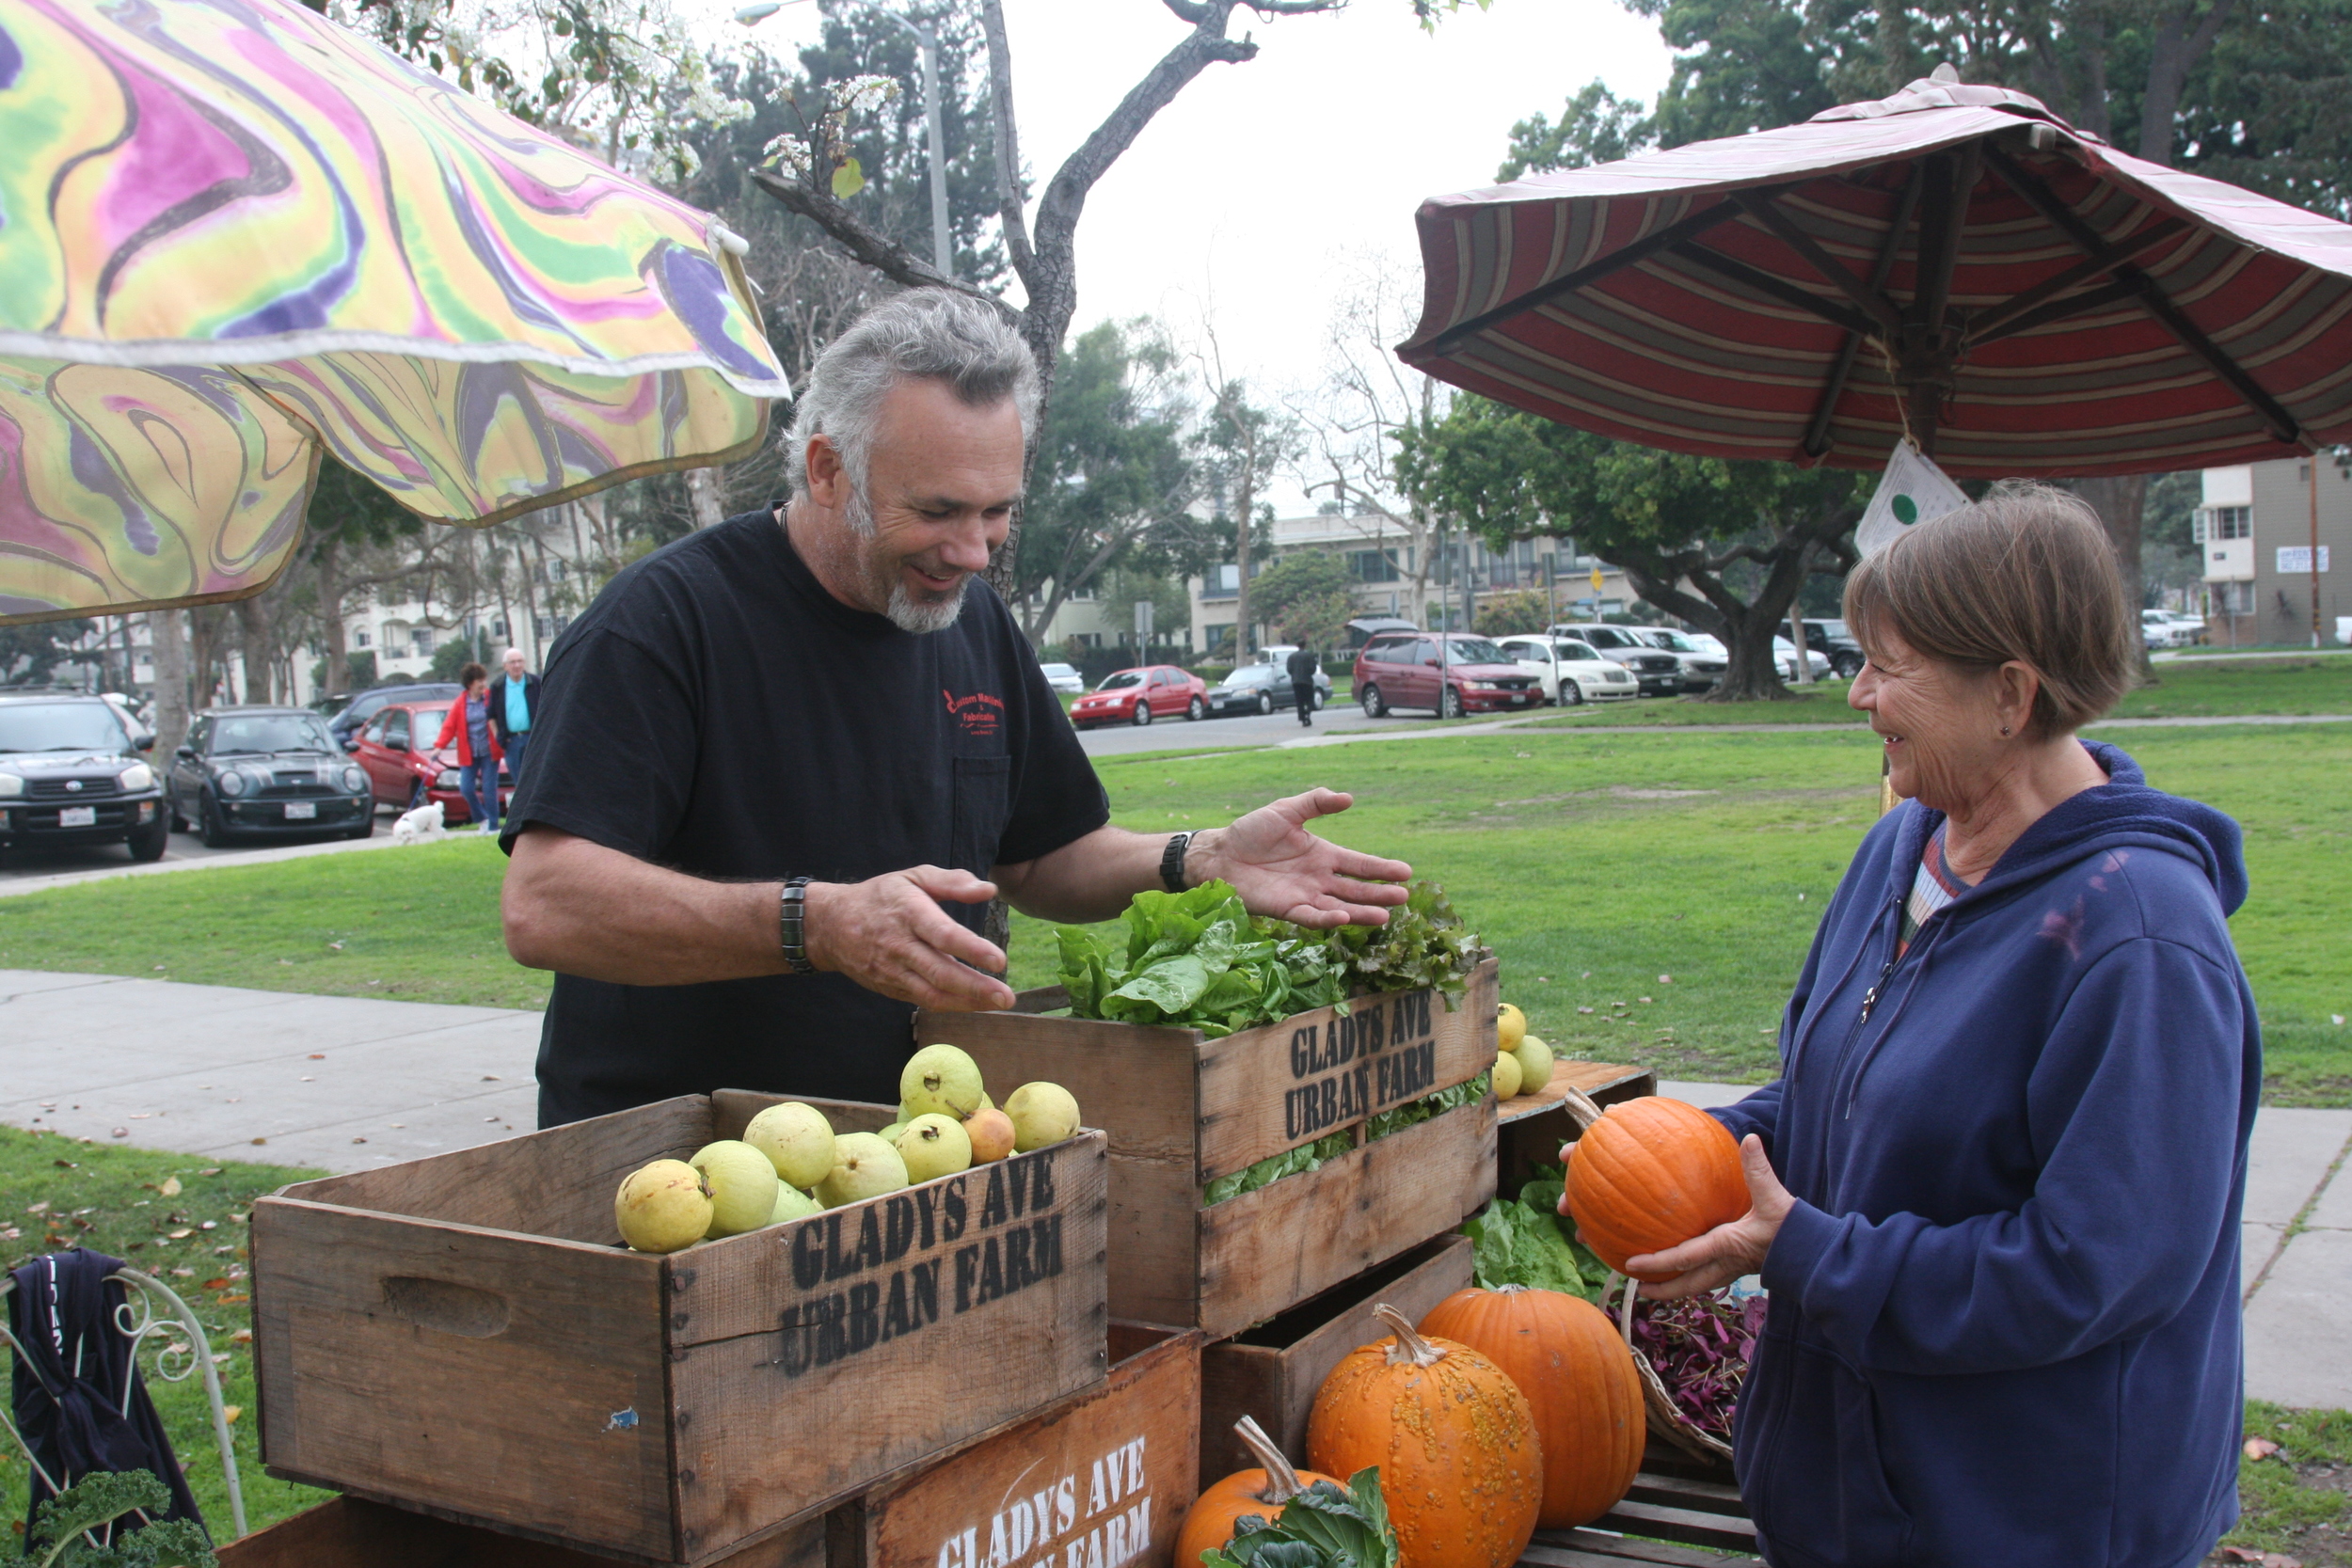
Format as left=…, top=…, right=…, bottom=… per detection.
left=1374, top=1303, right=1449, bottom=1369
left=1233, top=1416, right=1306, bottom=1504
left=1560, top=1085, right=1605, bottom=1137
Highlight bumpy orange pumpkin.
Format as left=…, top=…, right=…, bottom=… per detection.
left=1561, top=1089, right=1747, bottom=1283
left=1306, top=1304, right=1541, bottom=1568
left=1419, top=1285, right=1644, bottom=1528
left=1175, top=1416, right=1344, bottom=1567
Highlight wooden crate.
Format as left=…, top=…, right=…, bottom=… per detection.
left=835, top=1322, right=1203, bottom=1568
left=1521, top=1439, right=1759, bottom=1566
left=1197, top=1233, right=1472, bottom=1485
left=1497, top=1060, right=1655, bottom=1192
left=217, top=1497, right=825, bottom=1568
left=250, top=1090, right=1108, bottom=1566
left=915, top=960, right=1500, bottom=1336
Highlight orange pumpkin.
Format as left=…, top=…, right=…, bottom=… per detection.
left=1561, top=1088, right=1747, bottom=1283
left=1306, top=1304, right=1541, bottom=1568
left=1175, top=1415, right=1344, bottom=1566
left=1419, top=1285, right=1644, bottom=1528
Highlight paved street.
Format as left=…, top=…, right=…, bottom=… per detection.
left=2, top=969, right=2342, bottom=1407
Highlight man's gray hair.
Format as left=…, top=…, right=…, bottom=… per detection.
left=786, top=290, right=1040, bottom=514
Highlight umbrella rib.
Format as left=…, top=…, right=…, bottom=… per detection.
left=1417, top=195, right=1772, bottom=356
left=1803, top=164, right=1927, bottom=458
left=1732, top=192, right=1904, bottom=335
left=1966, top=276, right=2150, bottom=346
left=1982, top=144, right=2302, bottom=446
left=1963, top=217, right=2189, bottom=344
left=1669, top=244, right=1879, bottom=337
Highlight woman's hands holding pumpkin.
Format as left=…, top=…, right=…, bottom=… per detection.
left=1621, top=1135, right=1794, bottom=1300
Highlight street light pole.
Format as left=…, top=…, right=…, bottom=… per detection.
left=737, top=0, right=952, bottom=277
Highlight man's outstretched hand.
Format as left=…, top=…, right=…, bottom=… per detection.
left=1188, top=787, right=1411, bottom=928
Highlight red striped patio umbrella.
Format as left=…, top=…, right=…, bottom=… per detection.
left=1398, top=70, right=2352, bottom=478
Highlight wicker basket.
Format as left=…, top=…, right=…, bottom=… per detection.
left=1604, top=1274, right=1737, bottom=1465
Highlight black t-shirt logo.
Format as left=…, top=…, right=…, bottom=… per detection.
left=945, top=689, right=1004, bottom=739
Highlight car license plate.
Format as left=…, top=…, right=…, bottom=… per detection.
left=1510, top=693, right=1527, bottom=705
left=284, top=800, right=316, bottom=819
left=59, top=805, right=96, bottom=827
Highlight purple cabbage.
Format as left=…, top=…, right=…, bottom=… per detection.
left=1629, top=1292, right=1770, bottom=1442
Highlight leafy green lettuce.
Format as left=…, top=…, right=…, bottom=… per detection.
left=1201, top=1469, right=1397, bottom=1568
left=1203, top=1131, right=1357, bottom=1207
left=1462, top=1180, right=1613, bottom=1303
left=1363, top=1069, right=1489, bottom=1142
left=1318, top=879, right=1482, bottom=1008
left=1057, top=880, right=1349, bottom=1037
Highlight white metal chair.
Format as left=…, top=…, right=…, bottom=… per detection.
left=1, top=1263, right=247, bottom=1542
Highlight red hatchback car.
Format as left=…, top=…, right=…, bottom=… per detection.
left=1352, top=633, right=1543, bottom=720
left=348, top=700, right=514, bottom=822
left=1069, top=665, right=1206, bottom=729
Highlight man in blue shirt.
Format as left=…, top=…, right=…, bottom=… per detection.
left=487, top=647, right=540, bottom=781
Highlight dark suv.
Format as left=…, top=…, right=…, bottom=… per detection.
left=0, top=693, right=167, bottom=862
left=325, top=682, right=462, bottom=749
left=1794, top=619, right=1867, bottom=679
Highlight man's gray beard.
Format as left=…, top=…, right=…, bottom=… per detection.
left=845, top=482, right=969, bottom=634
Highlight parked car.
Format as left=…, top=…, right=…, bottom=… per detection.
left=1038, top=661, right=1087, bottom=696
left=348, top=700, right=513, bottom=821
left=166, top=705, right=373, bottom=847
left=325, top=682, right=462, bottom=748
left=0, top=693, right=167, bottom=863
left=2141, top=609, right=2207, bottom=649
left=1494, top=636, right=1639, bottom=704
left=1069, top=666, right=1205, bottom=728
left=1773, top=636, right=1835, bottom=681
left=1200, top=661, right=1325, bottom=716
left=1626, top=627, right=1731, bottom=691
left=1550, top=625, right=1686, bottom=697
left=1791, top=619, right=1867, bottom=678
left=1353, top=634, right=1543, bottom=719
left=2160, top=610, right=2208, bottom=644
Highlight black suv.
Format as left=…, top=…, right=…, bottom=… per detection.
left=0, top=693, right=167, bottom=862
left=325, top=682, right=461, bottom=749
left=1794, top=619, right=1866, bottom=679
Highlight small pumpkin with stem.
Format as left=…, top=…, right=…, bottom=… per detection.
left=1419, top=1284, right=1645, bottom=1528
left=1306, top=1304, right=1541, bottom=1568
left=1175, top=1415, right=1344, bottom=1566
left=1559, top=1086, right=1748, bottom=1284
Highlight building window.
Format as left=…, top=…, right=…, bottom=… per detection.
left=2216, top=580, right=2256, bottom=615
left=1203, top=564, right=1241, bottom=599
left=2196, top=506, right=2250, bottom=543
left=1066, top=585, right=1096, bottom=602
left=412, top=628, right=435, bottom=654
left=355, top=630, right=372, bottom=649
left=1347, top=549, right=1401, bottom=583
left=491, top=618, right=508, bottom=639
left=1204, top=622, right=1235, bottom=651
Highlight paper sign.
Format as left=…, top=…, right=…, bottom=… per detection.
left=1855, top=442, right=1970, bottom=558
left=2277, top=546, right=2331, bottom=574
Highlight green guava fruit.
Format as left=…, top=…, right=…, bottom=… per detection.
left=895, top=1114, right=974, bottom=1182
left=1004, top=1081, right=1080, bottom=1152
left=614, top=1160, right=712, bottom=1254
left=817, top=1132, right=910, bottom=1208
left=691, top=1139, right=780, bottom=1238
left=743, top=1101, right=836, bottom=1190
left=900, top=1042, right=986, bottom=1119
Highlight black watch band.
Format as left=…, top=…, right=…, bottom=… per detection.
left=1159, top=832, right=1193, bottom=894
left=779, top=877, right=816, bottom=974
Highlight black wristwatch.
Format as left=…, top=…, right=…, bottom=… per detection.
left=1159, top=832, right=1193, bottom=894
left=779, top=877, right=816, bottom=974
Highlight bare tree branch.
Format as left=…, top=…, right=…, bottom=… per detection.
left=977, top=0, right=1035, bottom=276
left=748, top=167, right=973, bottom=296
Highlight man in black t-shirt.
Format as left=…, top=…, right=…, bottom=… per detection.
left=501, top=292, right=1414, bottom=1125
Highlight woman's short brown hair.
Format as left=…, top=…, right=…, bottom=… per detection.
left=458, top=661, right=488, bottom=688
left=1842, top=481, right=2137, bottom=735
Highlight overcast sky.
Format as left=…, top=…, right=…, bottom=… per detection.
left=719, top=0, right=1674, bottom=504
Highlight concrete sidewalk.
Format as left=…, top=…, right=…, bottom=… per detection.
left=5, top=972, right=2344, bottom=1406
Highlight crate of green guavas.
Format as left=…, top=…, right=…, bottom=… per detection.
left=914, top=956, right=1500, bottom=1338
left=250, top=1082, right=1107, bottom=1567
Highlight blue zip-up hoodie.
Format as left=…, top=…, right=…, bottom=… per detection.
left=1714, top=740, right=2259, bottom=1568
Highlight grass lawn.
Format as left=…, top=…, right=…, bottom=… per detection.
left=1, top=724, right=2344, bottom=1102
left=1522, top=654, right=2352, bottom=728
left=2224, top=1402, right=2352, bottom=1563
left=0, top=1127, right=333, bottom=1542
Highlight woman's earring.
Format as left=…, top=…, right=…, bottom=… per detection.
left=1999, top=725, right=2012, bottom=737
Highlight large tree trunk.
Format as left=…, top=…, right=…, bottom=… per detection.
left=314, top=535, right=348, bottom=689
left=2073, top=473, right=2151, bottom=610
left=687, top=467, right=728, bottom=531
left=234, top=595, right=276, bottom=705
left=191, top=607, right=228, bottom=706
left=149, top=610, right=191, bottom=757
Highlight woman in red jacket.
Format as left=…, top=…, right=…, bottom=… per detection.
left=435, top=663, right=505, bottom=831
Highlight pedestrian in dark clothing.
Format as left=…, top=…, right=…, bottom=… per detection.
left=435, top=662, right=503, bottom=832
left=487, top=647, right=541, bottom=782
left=1286, top=646, right=1321, bottom=727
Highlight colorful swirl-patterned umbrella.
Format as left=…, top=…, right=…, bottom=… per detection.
left=0, top=0, right=789, bottom=623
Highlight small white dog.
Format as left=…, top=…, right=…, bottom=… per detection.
left=391, top=800, right=446, bottom=844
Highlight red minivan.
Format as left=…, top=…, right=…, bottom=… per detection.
left=1352, top=634, right=1542, bottom=720
left=349, top=700, right=514, bottom=821
left=1069, top=665, right=1206, bottom=729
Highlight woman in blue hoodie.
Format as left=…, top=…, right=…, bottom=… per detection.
left=1625, top=484, right=2259, bottom=1568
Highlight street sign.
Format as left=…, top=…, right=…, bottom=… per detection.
left=1134, top=599, right=1153, bottom=640
left=1589, top=567, right=1605, bottom=594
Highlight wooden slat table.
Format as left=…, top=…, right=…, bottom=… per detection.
left=1520, top=1448, right=1761, bottom=1566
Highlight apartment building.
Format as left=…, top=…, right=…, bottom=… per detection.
left=2198, top=461, right=2352, bottom=647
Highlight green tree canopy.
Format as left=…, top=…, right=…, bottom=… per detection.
left=1248, top=552, right=1359, bottom=653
